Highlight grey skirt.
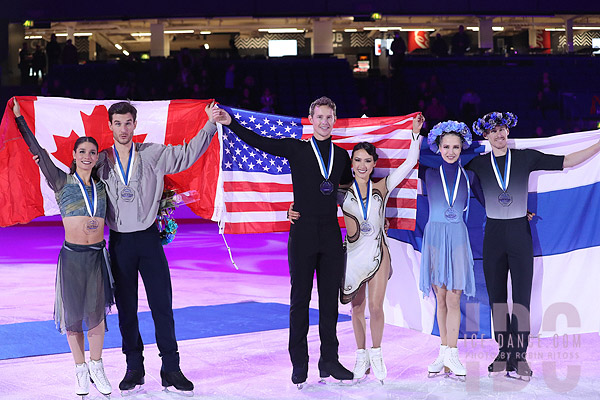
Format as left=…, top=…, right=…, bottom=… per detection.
left=54, top=240, right=115, bottom=334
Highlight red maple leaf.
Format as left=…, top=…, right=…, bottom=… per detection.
left=51, top=105, right=147, bottom=167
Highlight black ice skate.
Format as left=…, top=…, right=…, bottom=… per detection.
left=161, top=369, right=194, bottom=396
left=291, top=363, right=308, bottom=389
left=318, top=358, right=353, bottom=384
left=119, top=369, right=144, bottom=396
left=487, top=351, right=510, bottom=377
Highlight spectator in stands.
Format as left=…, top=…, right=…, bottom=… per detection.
left=260, top=87, right=276, bottom=113
left=115, top=79, right=131, bottom=99
left=62, top=39, right=79, bottom=65
left=239, top=87, right=254, bottom=110
left=19, top=42, right=32, bottom=85
left=425, top=97, right=448, bottom=127
left=451, top=25, right=471, bottom=56
left=32, top=44, right=47, bottom=82
left=416, top=80, right=432, bottom=106
left=224, top=64, right=236, bottom=104
left=459, top=88, right=481, bottom=124
left=429, top=74, right=445, bottom=100
left=390, top=32, right=406, bottom=71
left=358, top=96, right=377, bottom=117
left=46, top=34, right=61, bottom=71
left=431, top=34, right=449, bottom=57
left=241, top=74, right=259, bottom=108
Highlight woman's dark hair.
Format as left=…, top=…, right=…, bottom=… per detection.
left=435, top=131, right=465, bottom=149
left=351, top=141, right=379, bottom=162
left=69, top=136, right=100, bottom=180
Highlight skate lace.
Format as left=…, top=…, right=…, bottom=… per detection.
left=371, top=353, right=384, bottom=371
left=91, top=364, right=110, bottom=386
left=450, top=350, right=464, bottom=368
left=354, top=356, right=369, bottom=370
left=76, top=368, right=89, bottom=387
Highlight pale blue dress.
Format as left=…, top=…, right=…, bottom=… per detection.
left=419, top=160, right=476, bottom=298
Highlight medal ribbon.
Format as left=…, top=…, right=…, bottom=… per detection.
left=310, top=137, right=334, bottom=180
left=490, top=149, right=511, bottom=192
left=113, top=143, right=136, bottom=185
left=353, top=180, right=372, bottom=221
left=439, top=165, right=461, bottom=208
left=74, top=172, right=97, bottom=218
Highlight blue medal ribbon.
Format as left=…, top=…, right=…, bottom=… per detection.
left=353, top=180, right=371, bottom=221
left=490, top=149, right=511, bottom=192
left=113, top=143, right=135, bottom=185
left=310, top=137, right=334, bottom=180
left=74, top=172, right=97, bottom=217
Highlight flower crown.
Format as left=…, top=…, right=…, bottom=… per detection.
left=472, top=111, right=518, bottom=135
left=427, top=120, right=473, bottom=153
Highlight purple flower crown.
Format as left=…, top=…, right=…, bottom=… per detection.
left=427, top=120, right=473, bottom=153
left=472, top=111, right=518, bottom=135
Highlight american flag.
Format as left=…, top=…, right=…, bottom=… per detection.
left=217, top=107, right=420, bottom=234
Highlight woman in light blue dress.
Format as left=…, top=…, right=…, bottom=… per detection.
left=419, top=121, right=483, bottom=378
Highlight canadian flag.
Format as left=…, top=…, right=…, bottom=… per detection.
left=0, top=96, right=220, bottom=227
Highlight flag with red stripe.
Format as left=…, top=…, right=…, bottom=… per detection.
left=218, top=107, right=419, bottom=234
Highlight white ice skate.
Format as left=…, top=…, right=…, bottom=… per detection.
left=427, top=345, right=449, bottom=377
left=75, top=362, right=90, bottom=397
left=353, top=349, right=370, bottom=381
left=368, top=347, right=387, bottom=384
left=443, top=347, right=466, bottom=381
left=89, top=358, right=112, bottom=397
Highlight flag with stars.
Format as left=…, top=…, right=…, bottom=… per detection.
left=217, top=107, right=420, bottom=234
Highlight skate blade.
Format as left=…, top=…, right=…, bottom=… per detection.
left=296, top=382, right=306, bottom=390
left=120, top=385, right=144, bottom=397
left=506, top=371, right=532, bottom=382
left=318, top=377, right=354, bottom=386
left=428, top=370, right=450, bottom=379
left=352, top=374, right=369, bottom=383
left=445, top=373, right=466, bottom=382
left=163, top=386, right=195, bottom=397
left=487, top=370, right=507, bottom=378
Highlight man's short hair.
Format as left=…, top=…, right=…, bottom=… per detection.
left=309, top=96, right=337, bottom=117
left=108, top=101, right=137, bottom=122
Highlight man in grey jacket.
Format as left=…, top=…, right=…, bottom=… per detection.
left=97, top=101, right=217, bottom=395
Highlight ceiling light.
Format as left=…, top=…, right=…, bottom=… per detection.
left=164, top=30, right=195, bottom=34
left=131, top=32, right=151, bottom=37
left=466, top=26, right=504, bottom=31
left=200, top=31, right=212, bottom=35
left=344, top=29, right=358, bottom=32
left=122, top=50, right=130, bottom=56
left=364, top=26, right=402, bottom=31
left=25, top=35, right=43, bottom=39
left=258, top=28, right=305, bottom=33
left=114, top=43, right=123, bottom=50
left=204, top=43, right=210, bottom=49
left=74, top=32, right=92, bottom=37
left=400, top=28, right=435, bottom=32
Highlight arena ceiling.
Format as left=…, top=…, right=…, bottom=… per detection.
left=21, top=14, right=600, bottom=54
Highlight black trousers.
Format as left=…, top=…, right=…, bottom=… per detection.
left=287, top=215, right=345, bottom=367
left=109, top=224, right=180, bottom=372
left=483, top=217, right=533, bottom=359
